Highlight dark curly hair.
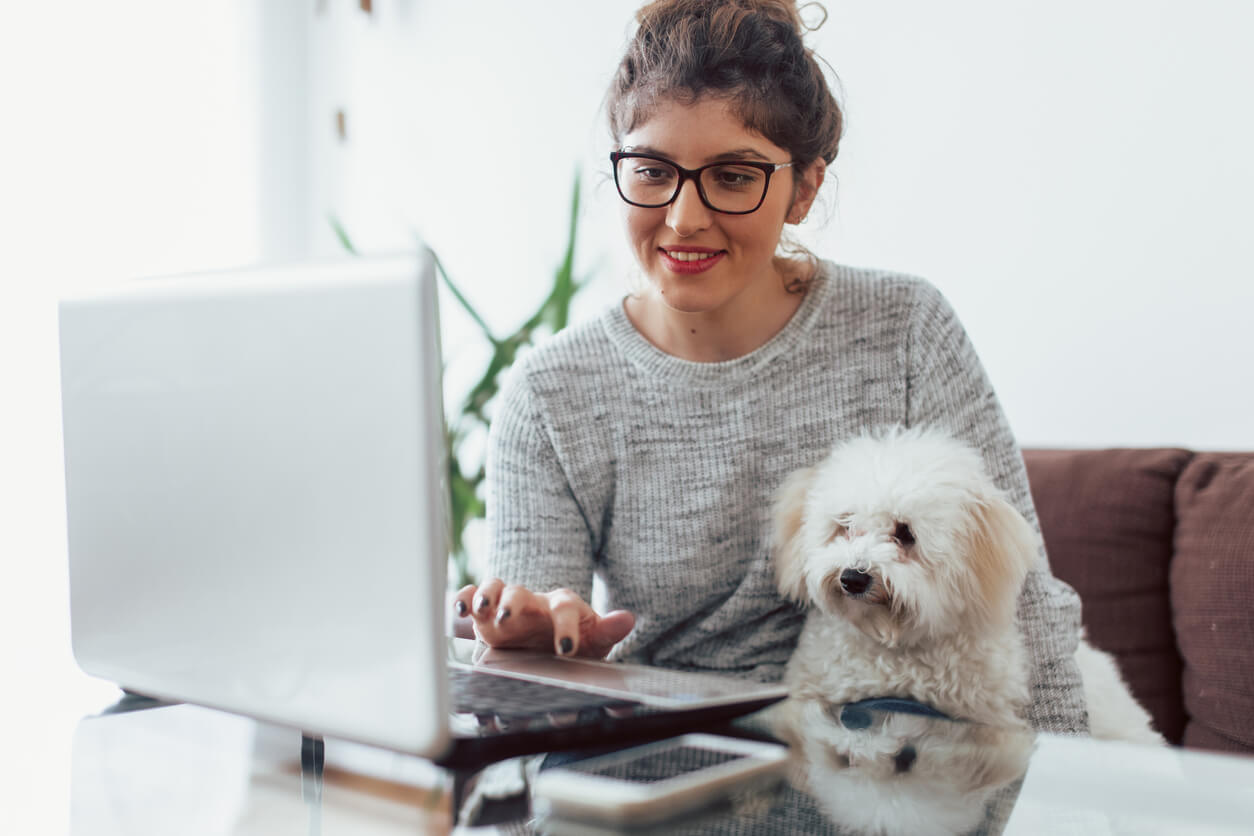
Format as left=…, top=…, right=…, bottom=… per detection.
left=607, top=0, right=843, bottom=172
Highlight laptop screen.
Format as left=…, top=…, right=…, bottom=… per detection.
left=60, top=253, right=451, bottom=756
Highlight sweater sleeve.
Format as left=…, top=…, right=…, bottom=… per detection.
left=904, top=281, right=1089, bottom=735
left=484, top=365, right=596, bottom=602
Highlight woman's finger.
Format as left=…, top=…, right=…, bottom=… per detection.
left=468, top=583, right=633, bottom=658
left=547, top=588, right=589, bottom=656
left=452, top=584, right=478, bottom=619
left=470, top=583, right=556, bottom=650
left=472, top=577, right=505, bottom=622
left=494, top=584, right=543, bottom=630
left=586, top=609, right=635, bottom=656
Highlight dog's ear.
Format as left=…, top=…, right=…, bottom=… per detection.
left=771, top=465, right=818, bottom=604
left=947, top=724, right=1036, bottom=793
left=963, top=495, right=1039, bottom=628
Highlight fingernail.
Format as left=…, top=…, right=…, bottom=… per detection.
left=496, top=607, right=511, bottom=625
left=454, top=600, right=467, bottom=617
left=559, top=637, right=573, bottom=655
left=475, top=595, right=490, bottom=613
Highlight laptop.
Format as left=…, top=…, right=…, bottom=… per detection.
left=58, top=252, right=786, bottom=771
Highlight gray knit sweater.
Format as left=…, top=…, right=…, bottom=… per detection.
left=485, top=260, right=1087, bottom=734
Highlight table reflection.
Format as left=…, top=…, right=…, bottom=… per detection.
left=69, top=696, right=1254, bottom=835
left=780, top=698, right=1033, bottom=836
left=71, top=701, right=451, bottom=836
left=533, top=700, right=1034, bottom=835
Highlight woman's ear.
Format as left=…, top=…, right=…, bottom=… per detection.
left=786, top=158, right=826, bottom=225
left=771, top=465, right=817, bottom=603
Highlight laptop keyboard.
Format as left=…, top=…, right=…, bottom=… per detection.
left=449, top=667, right=640, bottom=718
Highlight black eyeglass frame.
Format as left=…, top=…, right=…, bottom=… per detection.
left=609, top=151, right=795, bottom=215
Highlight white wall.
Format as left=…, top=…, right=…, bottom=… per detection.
left=0, top=3, right=266, bottom=829
left=804, top=1, right=1254, bottom=449
left=304, top=0, right=1254, bottom=450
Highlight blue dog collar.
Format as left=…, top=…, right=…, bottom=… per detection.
left=837, top=697, right=953, bottom=729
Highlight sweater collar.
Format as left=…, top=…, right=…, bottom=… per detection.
left=600, top=262, right=833, bottom=388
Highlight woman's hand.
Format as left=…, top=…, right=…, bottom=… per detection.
left=453, top=578, right=635, bottom=659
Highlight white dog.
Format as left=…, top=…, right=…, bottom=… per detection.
left=781, top=699, right=1036, bottom=836
left=769, top=427, right=1161, bottom=833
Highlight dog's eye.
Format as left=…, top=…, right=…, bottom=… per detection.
left=893, top=522, right=915, bottom=547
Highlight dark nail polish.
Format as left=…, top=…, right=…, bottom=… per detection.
left=559, top=637, right=573, bottom=655
left=476, top=595, right=490, bottom=613
left=454, top=600, right=467, bottom=617
left=496, top=607, right=511, bottom=625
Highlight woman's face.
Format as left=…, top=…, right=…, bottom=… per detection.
left=618, top=96, right=821, bottom=316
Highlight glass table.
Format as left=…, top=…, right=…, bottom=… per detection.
left=63, top=693, right=1254, bottom=835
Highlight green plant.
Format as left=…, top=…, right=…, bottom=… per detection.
left=331, top=173, right=587, bottom=588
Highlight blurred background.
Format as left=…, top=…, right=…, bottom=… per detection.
left=1, top=0, right=1250, bottom=830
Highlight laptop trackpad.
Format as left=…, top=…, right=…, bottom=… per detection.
left=447, top=638, right=783, bottom=710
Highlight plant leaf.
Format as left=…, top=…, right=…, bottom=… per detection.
left=334, top=171, right=588, bottom=587
left=328, top=214, right=358, bottom=255
left=414, top=232, right=501, bottom=347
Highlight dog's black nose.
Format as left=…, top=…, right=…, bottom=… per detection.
left=839, top=569, right=871, bottom=596
left=893, top=744, right=917, bottom=774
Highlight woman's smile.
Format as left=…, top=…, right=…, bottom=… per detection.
left=659, top=246, right=726, bottom=273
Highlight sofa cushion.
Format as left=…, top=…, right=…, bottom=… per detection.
left=1023, top=448, right=1192, bottom=743
left=1172, top=453, right=1254, bottom=754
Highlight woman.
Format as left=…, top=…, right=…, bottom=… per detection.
left=453, top=0, right=1087, bottom=735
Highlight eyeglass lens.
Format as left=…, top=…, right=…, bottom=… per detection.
left=614, top=157, right=771, bottom=213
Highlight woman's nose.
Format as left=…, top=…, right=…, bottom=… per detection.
left=666, top=179, right=713, bottom=237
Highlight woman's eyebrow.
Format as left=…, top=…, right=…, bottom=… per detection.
left=620, top=145, right=773, bottom=163
left=713, top=147, right=771, bottom=162
left=620, top=144, right=665, bottom=157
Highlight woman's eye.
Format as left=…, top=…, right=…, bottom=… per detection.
left=709, top=165, right=763, bottom=190
left=633, top=166, right=673, bottom=183
left=893, top=522, right=916, bottom=547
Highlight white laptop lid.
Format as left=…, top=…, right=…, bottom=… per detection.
left=59, top=253, right=450, bottom=757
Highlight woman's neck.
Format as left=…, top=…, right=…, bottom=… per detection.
left=624, top=261, right=811, bottom=363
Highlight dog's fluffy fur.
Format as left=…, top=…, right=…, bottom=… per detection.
left=783, top=700, right=1036, bottom=836
left=769, top=427, right=1162, bottom=833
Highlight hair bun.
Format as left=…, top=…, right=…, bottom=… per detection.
left=638, top=0, right=814, bottom=34
left=610, top=0, right=843, bottom=167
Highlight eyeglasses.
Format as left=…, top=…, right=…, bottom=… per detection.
left=610, top=151, right=794, bottom=215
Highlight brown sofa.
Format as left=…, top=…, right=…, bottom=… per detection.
left=1022, top=448, right=1254, bottom=754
